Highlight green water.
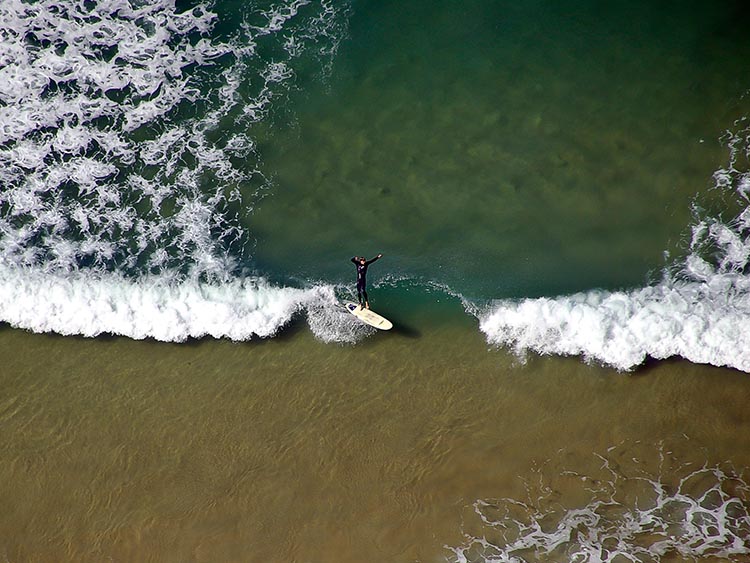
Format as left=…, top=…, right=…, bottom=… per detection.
left=248, top=0, right=748, bottom=299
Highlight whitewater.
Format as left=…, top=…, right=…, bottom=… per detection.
left=476, top=122, right=750, bottom=373
left=1, top=0, right=750, bottom=374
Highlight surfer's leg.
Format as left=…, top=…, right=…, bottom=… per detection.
left=363, top=289, right=369, bottom=309
left=357, top=280, right=368, bottom=308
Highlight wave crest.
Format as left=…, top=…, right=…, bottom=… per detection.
left=0, top=264, right=369, bottom=343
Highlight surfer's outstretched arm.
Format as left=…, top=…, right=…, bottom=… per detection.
left=366, top=253, right=383, bottom=265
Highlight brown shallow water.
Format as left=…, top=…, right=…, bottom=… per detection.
left=1, top=312, right=749, bottom=562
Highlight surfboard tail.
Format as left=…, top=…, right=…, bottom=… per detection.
left=344, top=302, right=393, bottom=330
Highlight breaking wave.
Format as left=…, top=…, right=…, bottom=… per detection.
left=0, top=263, right=371, bottom=343
left=476, top=117, right=750, bottom=373
left=2, top=0, right=750, bottom=368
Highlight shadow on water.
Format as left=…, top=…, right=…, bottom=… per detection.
left=630, top=356, right=679, bottom=377
left=391, top=323, right=421, bottom=339
left=2, top=316, right=312, bottom=350
left=389, top=318, right=421, bottom=339
left=631, top=355, right=742, bottom=378
left=268, top=315, right=310, bottom=342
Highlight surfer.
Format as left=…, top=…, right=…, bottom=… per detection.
left=351, top=254, right=383, bottom=309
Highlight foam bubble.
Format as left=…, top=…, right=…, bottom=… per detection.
left=477, top=277, right=750, bottom=372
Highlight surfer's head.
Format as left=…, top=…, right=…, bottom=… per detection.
left=359, top=257, right=366, bottom=264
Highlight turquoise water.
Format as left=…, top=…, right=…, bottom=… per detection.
left=249, top=0, right=748, bottom=299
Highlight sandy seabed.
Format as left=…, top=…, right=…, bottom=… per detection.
left=1, top=311, right=749, bottom=562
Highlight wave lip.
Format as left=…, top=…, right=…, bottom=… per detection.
left=477, top=275, right=750, bottom=372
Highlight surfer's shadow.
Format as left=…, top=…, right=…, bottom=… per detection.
left=384, top=315, right=421, bottom=339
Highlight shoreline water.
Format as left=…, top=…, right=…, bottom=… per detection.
left=1, top=320, right=749, bottom=562
left=2, top=1, right=750, bottom=560
left=4, top=261, right=750, bottom=374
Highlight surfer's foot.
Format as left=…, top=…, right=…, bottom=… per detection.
left=365, top=302, right=370, bottom=309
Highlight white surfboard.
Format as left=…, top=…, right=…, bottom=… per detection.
left=345, top=302, right=393, bottom=330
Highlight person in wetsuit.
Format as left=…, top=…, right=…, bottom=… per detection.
left=351, top=253, right=383, bottom=309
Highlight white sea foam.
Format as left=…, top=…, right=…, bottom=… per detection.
left=0, top=0, right=350, bottom=281
left=447, top=443, right=750, bottom=563
left=477, top=119, right=750, bottom=373
left=0, top=264, right=366, bottom=343
left=477, top=276, right=750, bottom=372
left=0, top=0, right=240, bottom=277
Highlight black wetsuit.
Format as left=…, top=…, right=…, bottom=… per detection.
left=351, top=255, right=381, bottom=306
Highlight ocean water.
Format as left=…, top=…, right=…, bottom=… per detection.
left=1, top=0, right=750, bottom=368
left=2, top=0, right=750, bottom=560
